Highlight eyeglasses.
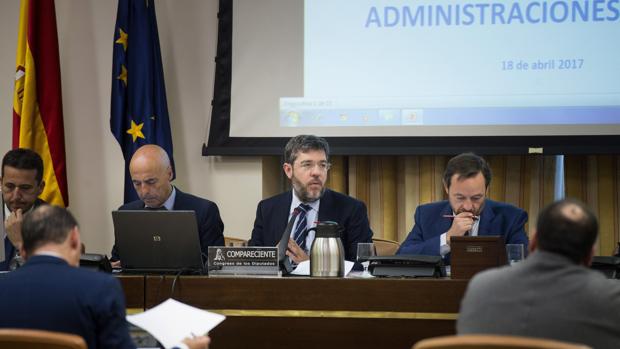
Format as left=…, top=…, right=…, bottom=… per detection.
left=296, top=161, right=331, bottom=172
left=1, top=183, right=38, bottom=195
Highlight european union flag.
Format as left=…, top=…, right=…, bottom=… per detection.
left=110, top=0, right=174, bottom=203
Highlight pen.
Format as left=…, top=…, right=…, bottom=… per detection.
left=443, top=214, right=480, bottom=220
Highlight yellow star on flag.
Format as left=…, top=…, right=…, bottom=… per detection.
left=126, top=120, right=145, bottom=142
left=117, top=64, right=127, bottom=86
left=115, top=28, right=128, bottom=51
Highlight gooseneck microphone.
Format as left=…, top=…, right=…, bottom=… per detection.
left=278, top=207, right=301, bottom=275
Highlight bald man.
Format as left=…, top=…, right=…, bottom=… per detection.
left=110, top=145, right=224, bottom=266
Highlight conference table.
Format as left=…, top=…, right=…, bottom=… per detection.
left=119, top=275, right=469, bottom=349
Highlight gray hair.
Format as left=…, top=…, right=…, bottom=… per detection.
left=284, top=135, right=330, bottom=165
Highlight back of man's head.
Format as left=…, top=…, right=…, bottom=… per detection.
left=536, top=198, right=598, bottom=264
left=22, top=205, right=78, bottom=256
left=284, top=135, right=330, bottom=165
left=1, top=148, right=44, bottom=184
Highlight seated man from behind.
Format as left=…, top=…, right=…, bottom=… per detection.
left=0, top=205, right=209, bottom=349
left=249, top=135, right=373, bottom=263
left=1, top=148, right=47, bottom=270
left=110, top=144, right=224, bottom=267
left=397, top=153, right=528, bottom=262
left=458, top=198, right=620, bottom=349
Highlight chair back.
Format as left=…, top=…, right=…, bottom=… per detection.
left=225, top=236, right=248, bottom=247
left=373, top=238, right=401, bottom=256
left=413, top=335, right=592, bottom=349
left=0, top=329, right=87, bottom=349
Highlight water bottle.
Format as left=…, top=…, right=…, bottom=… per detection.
left=309, top=221, right=344, bottom=277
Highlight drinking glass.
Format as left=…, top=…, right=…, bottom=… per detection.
left=356, top=243, right=377, bottom=274
left=506, top=244, right=525, bottom=265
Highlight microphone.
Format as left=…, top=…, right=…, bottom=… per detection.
left=278, top=208, right=301, bottom=275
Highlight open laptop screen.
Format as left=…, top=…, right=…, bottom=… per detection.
left=112, top=210, right=204, bottom=273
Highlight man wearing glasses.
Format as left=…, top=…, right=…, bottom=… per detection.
left=0, top=148, right=47, bottom=271
left=249, top=135, right=373, bottom=263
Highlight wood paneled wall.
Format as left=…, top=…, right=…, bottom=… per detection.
left=262, top=155, right=620, bottom=255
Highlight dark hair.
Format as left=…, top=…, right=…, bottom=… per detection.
left=536, top=198, right=598, bottom=264
left=22, top=205, right=78, bottom=255
left=443, top=153, right=491, bottom=189
left=284, top=135, right=330, bottom=165
left=1, top=148, right=44, bottom=184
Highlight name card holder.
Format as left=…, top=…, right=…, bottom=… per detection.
left=208, top=246, right=279, bottom=276
left=450, top=236, right=506, bottom=279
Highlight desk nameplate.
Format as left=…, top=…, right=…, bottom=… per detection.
left=208, top=246, right=278, bottom=275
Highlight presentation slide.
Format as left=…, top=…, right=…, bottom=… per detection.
left=230, top=0, right=620, bottom=138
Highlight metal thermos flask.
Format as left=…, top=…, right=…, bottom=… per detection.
left=309, top=221, right=345, bottom=277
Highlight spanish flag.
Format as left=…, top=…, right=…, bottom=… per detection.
left=12, top=0, right=68, bottom=207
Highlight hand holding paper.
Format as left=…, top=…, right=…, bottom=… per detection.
left=127, top=298, right=225, bottom=349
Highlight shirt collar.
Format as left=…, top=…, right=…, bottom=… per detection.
left=290, top=190, right=320, bottom=215
left=145, top=186, right=176, bottom=210
left=162, top=186, right=176, bottom=210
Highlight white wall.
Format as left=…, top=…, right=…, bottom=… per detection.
left=0, top=0, right=262, bottom=254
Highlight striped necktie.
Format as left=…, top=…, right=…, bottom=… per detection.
left=292, top=203, right=312, bottom=251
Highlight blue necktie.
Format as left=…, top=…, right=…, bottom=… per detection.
left=292, top=204, right=312, bottom=251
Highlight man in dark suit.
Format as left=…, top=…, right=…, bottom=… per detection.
left=397, top=153, right=528, bottom=262
left=249, top=135, right=373, bottom=263
left=458, top=199, right=620, bottom=348
left=110, top=144, right=224, bottom=266
left=0, top=205, right=210, bottom=349
left=1, top=148, right=47, bottom=271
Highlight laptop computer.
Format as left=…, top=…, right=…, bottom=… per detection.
left=450, top=236, right=507, bottom=279
left=112, top=210, right=205, bottom=274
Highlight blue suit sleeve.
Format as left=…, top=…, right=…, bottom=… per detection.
left=248, top=201, right=265, bottom=246
left=343, top=201, right=373, bottom=261
left=397, top=207, right=441, bottom=256
left=504, top=209, right=529, bottom=250
left=0, top=238, right=16, bottom=271
left=199, top=202, right=225, bottom=254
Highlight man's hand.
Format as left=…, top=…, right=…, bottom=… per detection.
left=110, top=260, right=121, bottom=269
left=5, top=209, right=24, bottom=249
left=446, top=212, right=475, bottom=244
left=286, top=238, right=309, bottom=264
left=181, top=335, right=210, bottom=349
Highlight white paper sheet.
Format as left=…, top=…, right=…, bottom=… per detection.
left=127, top=298, right=225, bottom=349
left=290, top=260, right=355, bottom=276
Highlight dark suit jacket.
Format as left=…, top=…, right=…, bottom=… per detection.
left=458, top=251, right=620, bottom=348
left=0, top=255, right=135, bottom=349
left=111, top=187, right=224, bottom=260
left=0, top=198, right=46, bottom=271
left=249, top=189, right=373, bottom=261
left=397, top=199, right=528, bottom=261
